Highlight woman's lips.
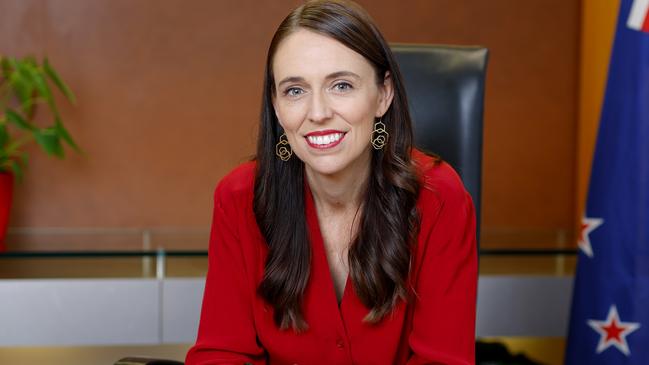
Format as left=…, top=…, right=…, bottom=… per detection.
left=304, top=130, right=346, bottom=149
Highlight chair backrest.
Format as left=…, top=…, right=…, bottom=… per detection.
left=392, top=44, right=488, bottom=238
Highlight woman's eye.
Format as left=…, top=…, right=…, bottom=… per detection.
left=285, top=87, right=304, bottom=97
left=333, top=82, right=352, bottom=92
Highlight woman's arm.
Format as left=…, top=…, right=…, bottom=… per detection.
left=185, top=185, right=266, bottom=365
left=406, top=184, right=478, bottom=365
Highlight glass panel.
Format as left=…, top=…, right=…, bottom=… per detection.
left=0, top=250, right=578, bottom=278
left=0, top=251, right=209, bottom=279
left=481, top=227, right=576, bottom=250
left=0, top=256, right=159, bottom=279
left=4, top=228, right=210, bottom=252
left=479, top=252, right=577, bottom=276
left=165, top=256, right=208, bottom=277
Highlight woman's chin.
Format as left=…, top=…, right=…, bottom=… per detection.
left=303, top=158, right=348, bottom=178
left=300, top=148, right=371, bottom=179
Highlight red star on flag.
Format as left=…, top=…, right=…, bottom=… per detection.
left=587, top=305, right=641, bottom=356
left=578, top=216, right=603, bottom=258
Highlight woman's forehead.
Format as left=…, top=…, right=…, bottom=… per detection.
left=272, top=29, right=375, bottom=82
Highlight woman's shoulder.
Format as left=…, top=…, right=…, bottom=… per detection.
left=411, top=149, right=469, bottom=203
left=213, top=160, right=257, bottom=206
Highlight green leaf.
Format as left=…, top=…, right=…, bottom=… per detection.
left=29, top=68, right=57, bottom=113
left=54, top=117, right=81, bottom=152
left=0, top=124, right=8, bottom=147
left=11, top=58, right=34, bottom=83
left=9, top=159, right=23, bottom=182
left=33, top=127, right=64, bottom=157
left=1, top=57, right=80, bottom=171
left=5, top=134, right=31, bottom=155
left=10, top=59, right=46, bottom=115
left=5, top=109, right=34, bottom=131
left=43, top=58, right=76, bottom=103
left=8, top=71, right=35, bottom=116
left=13, top=59, right=55, bottom=110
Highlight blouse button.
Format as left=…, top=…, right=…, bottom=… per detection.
left=336, top=339, right=345, bottom=349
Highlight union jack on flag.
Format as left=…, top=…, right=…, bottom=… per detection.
left=565, top=0, right=649, bottom=364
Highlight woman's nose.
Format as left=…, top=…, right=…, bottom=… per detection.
left=306, top=90, right=333, bottom=123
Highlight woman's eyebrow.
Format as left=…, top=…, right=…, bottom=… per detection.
left=277, top=71, right=361, bottom=88
left=326, top=70, right=361, bottom=80
left=277, top=76, right=305, bottom=88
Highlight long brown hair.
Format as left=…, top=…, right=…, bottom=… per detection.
left=254, top=0, right=420, bottom=331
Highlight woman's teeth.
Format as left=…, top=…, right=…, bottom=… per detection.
left=307, top=133, right=343, bottom=145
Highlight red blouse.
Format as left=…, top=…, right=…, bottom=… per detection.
left=186, top=151, right=477, bottom=365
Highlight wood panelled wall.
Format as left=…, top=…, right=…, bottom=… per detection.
left=0, top=0, right=581, bottom=250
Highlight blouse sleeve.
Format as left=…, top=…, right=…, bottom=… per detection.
left=406, top=184, right=478, bottom=365
left=185, top=185, right=266, bottom=365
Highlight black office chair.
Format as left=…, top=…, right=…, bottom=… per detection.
left=394, top=44, right=488, bottom=236
left=114, top=44, right=489, bottom=365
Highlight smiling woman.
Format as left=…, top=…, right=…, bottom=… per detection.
left=272, top=29, right=392, bottom=178
left=185, top=1, right=478, bottom=364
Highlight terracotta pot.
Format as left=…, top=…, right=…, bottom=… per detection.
left=0, top=171, right=13, bottom=252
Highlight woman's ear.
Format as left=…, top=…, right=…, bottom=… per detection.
left=376, top=71, right=394, bottom=117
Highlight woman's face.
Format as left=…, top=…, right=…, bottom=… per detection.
left=272, top=29, right=393, bottom=178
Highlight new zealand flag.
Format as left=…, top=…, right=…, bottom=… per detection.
left=565, top=0, right=649, bottom=364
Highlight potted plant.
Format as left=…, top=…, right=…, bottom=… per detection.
left=0, top=55, right=80, bottom=251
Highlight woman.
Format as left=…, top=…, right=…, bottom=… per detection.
left=186, top=1, right=477, bottom=364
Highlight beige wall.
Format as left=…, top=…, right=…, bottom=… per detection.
left=0, top=0, right=581, bottom=250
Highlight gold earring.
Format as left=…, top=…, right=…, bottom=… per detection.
left=275, top=133, right=292, bottom=161
left=371, top=119, right=389, bottom=150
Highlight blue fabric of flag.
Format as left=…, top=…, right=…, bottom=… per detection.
left=565, top=0, right=649, bottom=364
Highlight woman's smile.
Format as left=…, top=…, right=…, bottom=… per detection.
left=304, top=130, right=347, bottom=149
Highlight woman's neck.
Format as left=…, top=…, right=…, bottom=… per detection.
left=305, top=154, right=371, bottom=215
